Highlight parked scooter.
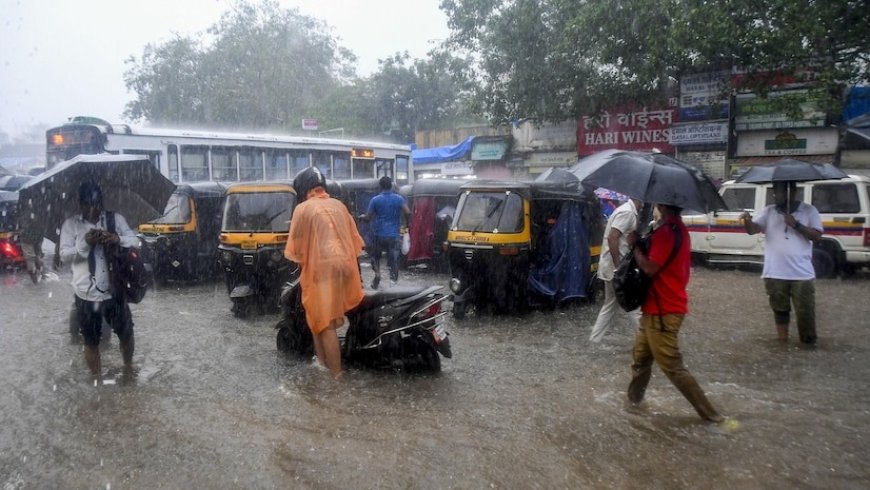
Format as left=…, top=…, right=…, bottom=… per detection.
left=275, top=277, right=452, bottom=371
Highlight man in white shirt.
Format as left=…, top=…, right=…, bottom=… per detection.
left=741, top=181, right=823, bottom=344
left=59, top=181, right=139, bottom=382
left=590, top=197, right=642, bottom=343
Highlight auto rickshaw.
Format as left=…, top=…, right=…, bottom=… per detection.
left=446, top=180, right=604, bottom=318
left=138, top=182, right=227, bottom=282
left=0, top=191, right=26, bottom=271
left=218, top=182, right=296, bottom=317
left=405, top=178, right=470, bottom=272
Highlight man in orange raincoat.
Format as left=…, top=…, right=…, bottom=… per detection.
left=284, top=167, right=365, bottom=379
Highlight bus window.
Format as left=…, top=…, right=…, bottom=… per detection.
left=375, top=158, right=393, bottom=179
left=168, top=145, right=180, bottom=183
left=211, top=147, right=237, bottom=181
left=312, top=151, right=331, bottom=179
left=239, top=148, right=264, bottom=181
left=121, top=149, right=160, bottom=169
left=290, top=151, right=310, bottom=177
left=181, top=146, right=209, bottom=182
left=265, top=149, right=288, bottom=180
left=395, top=156, right=409, bottom=185
left=333, top=155, right=350, bottom=180
left=353, top=158, right=374, bottom=179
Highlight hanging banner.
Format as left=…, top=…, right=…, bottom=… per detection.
left=577, top=105, right=678, bottom=155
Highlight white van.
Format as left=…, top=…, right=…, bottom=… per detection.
left=685, top=175, right=870, bottom=277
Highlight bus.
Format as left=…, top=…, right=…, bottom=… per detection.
left=45, top=116, right=414, bottom=185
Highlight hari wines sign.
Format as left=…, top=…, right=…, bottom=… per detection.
left=577, top=105, right=678, bottom=155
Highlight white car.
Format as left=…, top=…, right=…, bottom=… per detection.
left=685, top=175, right=870, bottom=278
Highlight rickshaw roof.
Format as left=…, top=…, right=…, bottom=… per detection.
left=459, top=179, right=589, bottom=201
left=174, top=181, right=228, bottom=198
left=0, top=190, right=17, bottom=203
left=224, top=181, right=296, bottom=194
left=410, top=178, right=472, bottom=197
left=334, top=178, right=381, bottom=191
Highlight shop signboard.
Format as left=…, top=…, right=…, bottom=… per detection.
left=735, top=128, right=838, bottom=157
left=734, top=90, right=827, bottom=131
left=577, top=105, right=678, bottom=155
left=677, top=150, right=727, bottom=180
left=679, top=71, right=729, bottom=121
left=524, top=151, right=577, bottom=168
left=441, top=161, right=474, bottom=176
left=471, top=139, right=510, bottom=160
left=669, top=122, right=728, bottom=146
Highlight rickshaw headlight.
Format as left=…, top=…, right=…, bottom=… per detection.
left=220, top=251, right=233, bottom=265
left=449, top=277, right=462, bottom=293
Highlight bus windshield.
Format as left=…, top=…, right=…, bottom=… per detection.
left=45, top=125, right=104, bottom=169
left=222, top=192, right=295, bottom=232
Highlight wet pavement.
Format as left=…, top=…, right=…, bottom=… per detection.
left=1, top=262, right=869, bottom=489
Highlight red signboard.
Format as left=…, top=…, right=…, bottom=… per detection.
left=577, top=105, right=679, bottom=155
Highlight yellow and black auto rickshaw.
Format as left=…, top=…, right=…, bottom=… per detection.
left=138, top=182, right=227, bottom=282
left=218, top=182, right=296, bottom=317
left=446, top=180, right=603, bottom=318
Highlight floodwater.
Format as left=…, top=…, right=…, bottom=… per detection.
left=1, top=263, right=869, bottom=489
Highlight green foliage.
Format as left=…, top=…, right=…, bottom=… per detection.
left=442, top=0, right=870, bottom=122
left=123, top=0, right=473, bottom=141
left=124, top=0, right=353, bottom=130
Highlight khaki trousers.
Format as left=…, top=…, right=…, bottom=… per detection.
left=627, top=314, right=720, bottom=421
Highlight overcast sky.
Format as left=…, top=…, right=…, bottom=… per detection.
left=0, top=0, right=450, bottom=139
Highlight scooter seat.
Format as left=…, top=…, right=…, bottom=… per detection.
left=351, top=285, right=443, bottom=312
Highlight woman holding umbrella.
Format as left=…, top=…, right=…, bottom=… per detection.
left=740, top=181, right=823, bottom=345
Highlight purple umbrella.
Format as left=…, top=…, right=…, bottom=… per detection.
left=594, top=187, right=629, bottom=201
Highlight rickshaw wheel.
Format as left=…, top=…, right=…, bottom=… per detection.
left=452, top=301, right=471, bottom=319
left=276, top=325, right=291, bottom=352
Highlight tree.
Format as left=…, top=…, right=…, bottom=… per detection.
left=441, top=0, right=870, bottom=122
left=123, top=0, right=355, bottom=129
left=359, top=51, right=477, bottom=142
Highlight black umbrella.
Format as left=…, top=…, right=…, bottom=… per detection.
left=735, top=158, right=848, bottom=183
left=16, top=154, right=176, bottom=242
left=568, top=149, right=726, bottom=214
left=534, top=167, right=579, bottom=183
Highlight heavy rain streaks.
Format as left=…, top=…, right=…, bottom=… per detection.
left=1, top=263, right=869, bottom=488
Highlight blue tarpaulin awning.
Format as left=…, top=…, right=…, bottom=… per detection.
left=411, top=136, right=475, bottom=164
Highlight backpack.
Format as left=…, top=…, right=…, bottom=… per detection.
left=105, top=212, right=151, bottom=303
left=613, top=223, right=682, bottom=312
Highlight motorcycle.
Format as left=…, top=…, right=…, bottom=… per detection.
left=275, top=277, right=452, bottom=371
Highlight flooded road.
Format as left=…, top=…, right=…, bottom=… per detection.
left=1, top=263, right=869, bottom=489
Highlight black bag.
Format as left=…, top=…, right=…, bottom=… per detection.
left=613, top=240, right=651, bottom=312
left=106, top=212, right=151, bottom=304
left=613, top=224, right=682, bottom=312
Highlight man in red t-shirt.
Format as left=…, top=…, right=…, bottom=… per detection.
left=626, top=203, right=723, bottom=422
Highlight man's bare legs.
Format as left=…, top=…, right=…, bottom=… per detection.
left=776, top=323, right=788, bottom=342
left=84, top=344, right=102, bottom=384
left=312, top=318, right=344, bottom=379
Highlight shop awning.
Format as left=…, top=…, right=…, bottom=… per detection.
left=411, top=136, right=475, bottom=164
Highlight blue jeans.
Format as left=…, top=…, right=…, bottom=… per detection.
left=370, top=236, right=401, bottom=281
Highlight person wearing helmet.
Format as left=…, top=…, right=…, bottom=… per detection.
left=284, top=167, right=365, bottom=379
left=358, top=176, right=410, bottom=289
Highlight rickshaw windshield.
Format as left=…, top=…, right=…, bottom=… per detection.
left=222, top=192, right=294, bottom=232
left=453, top=191, right=524, bottom=233
left=152, top=193, right=192, bottom=224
